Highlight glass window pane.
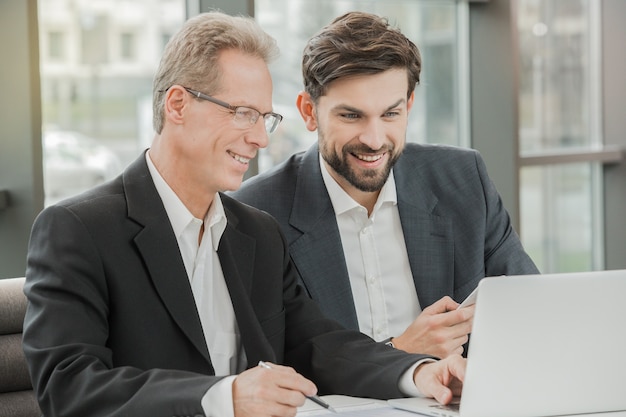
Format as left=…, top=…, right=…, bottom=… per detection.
left=48, top=31, right=65, bottom=60
left=517, top=0, right=602, bottom=273
left=38, top=0, right=186, bottom=206
left=120, top=32, right=136, bottom=61
left=255, top=0, right=462, bottom=172
left=518, top=0, right=597, bottom=153
left=520, top=163, right=598, bottom=273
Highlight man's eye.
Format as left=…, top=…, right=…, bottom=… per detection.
left=384, top=111, right=401, bottom=118
left=340, top=113, right=360, bottom=120
left=236, top=108, right=256, bottom=118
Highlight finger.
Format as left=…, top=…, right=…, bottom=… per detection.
left=233, top=394, right=298, bottom=417
left=457, top=304, right=475, bottom=321
left=262, top=365, right=318, bottom=399
left=429, top=312, right=472, bottom=335
left=432, top=385, right=454, bottom=405
left=434, top=357, right=466, bottom=404
left=446, top=355, right=466, bottom=382
left=269, top=386, right=310, bottom=409
left=448, top=321, right=472, bottom=341
left=449, top=378, right=464, bottom=397
left=451, top=344, right=465, bottom=357
left=258, top=362, right=316, bottom=396
left=424, top=296, right=460, bottom=314
left=243, top=372, right=311, bottom=411
left=260, top=362, right=298, bottom=374
left=442, top=307, right=475, bottom=332
left=432, top=331, right=468, bottom=359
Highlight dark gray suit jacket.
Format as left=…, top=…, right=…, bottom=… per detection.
left=231, top=143, right=539, bottom=330
left=23, top=152, right=428, bottom=417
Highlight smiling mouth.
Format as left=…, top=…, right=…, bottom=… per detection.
left=229, top=151, right=251, bottom=164
left=353, top=153, right=385, bottom=162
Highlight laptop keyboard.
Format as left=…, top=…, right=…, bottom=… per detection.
left=431, top=400, right=461, bottom=412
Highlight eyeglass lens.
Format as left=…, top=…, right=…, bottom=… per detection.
left=233, top=107, right=280, bottom=134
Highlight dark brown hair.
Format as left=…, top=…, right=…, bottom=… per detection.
left=302, top=11, right=421, bottom=102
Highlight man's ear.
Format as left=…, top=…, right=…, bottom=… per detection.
left=164, top=86, right=187, bottom=125
left=407, top=90, right=415, bottom=113
left=296, top=91, right=318, bottom=132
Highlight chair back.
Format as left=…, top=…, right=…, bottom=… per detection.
left=0, top=277, right=41, bottom=417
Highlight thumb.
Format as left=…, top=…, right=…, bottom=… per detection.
left=424, top=296, right=459, bottom=315
left=433, top=385, right=454, bottom=405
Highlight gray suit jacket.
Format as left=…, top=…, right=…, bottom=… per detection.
left=23, top=152, right=429, bottom=417
left=231, top=143, right=539, bottom=330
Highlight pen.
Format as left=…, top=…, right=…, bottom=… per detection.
left=257, top=361, right=337, bottom=413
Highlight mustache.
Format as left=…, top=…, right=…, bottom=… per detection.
left=343, top=144, right=394, bottom=154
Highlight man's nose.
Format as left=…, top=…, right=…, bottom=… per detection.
left=358, top=119, right=385, bottom=150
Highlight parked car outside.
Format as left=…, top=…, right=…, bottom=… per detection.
left=43, top=130, right=122, bottom=205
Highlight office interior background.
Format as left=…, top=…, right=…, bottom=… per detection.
left=1, top=0, right=625, bottom=280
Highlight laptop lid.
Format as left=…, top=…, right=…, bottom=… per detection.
left=390, top=270, right=626, bottom=417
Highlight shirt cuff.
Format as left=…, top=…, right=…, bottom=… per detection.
left=399, top=359, right=437, bottom=397
left=202, top=375, right=237, bottom=417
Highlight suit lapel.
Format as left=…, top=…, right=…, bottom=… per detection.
left=394, top=153, right=455, bottom=308
left=288, top=147, right=359, bottom=330
left=218, top=198, right=276, bottom=366
left=123, top=154, right=213, bottom=367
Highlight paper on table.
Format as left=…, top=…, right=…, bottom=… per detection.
left=297, top=396, right=416, bottom=416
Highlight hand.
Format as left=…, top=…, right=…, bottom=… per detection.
left=232, top=362, right=317, bottom=417
left=392, top=296, right=475, bottom=358
left=413, top=354, right=466, bottom=405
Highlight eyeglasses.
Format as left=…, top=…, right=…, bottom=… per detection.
left=184, top=87, right=283, bottom=135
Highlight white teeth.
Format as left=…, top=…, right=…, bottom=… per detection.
left=356, top=154, right=383, bottom=162
left=230, top=152, right=250, bottom=164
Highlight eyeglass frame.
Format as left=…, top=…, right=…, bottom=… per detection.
left=182, top=87, right=283, bottom=135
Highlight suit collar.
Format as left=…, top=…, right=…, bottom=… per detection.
left=290, top=145, right=335, bottom=233
left=218, top=197, right=276, bottom=365
left=393, top=147, right=454, bottom=307
left=123, top=153, right=213, bottom=366
left=288, top=145, right=358, bottom=329
left=393, top=146, right=439, bottom=213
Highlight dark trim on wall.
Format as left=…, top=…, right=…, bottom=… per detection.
left=0, top=0, right=43, bottom=278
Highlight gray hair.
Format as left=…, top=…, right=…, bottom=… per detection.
left=152, top=11, right=279, bottom=133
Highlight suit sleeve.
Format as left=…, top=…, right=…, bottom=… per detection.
left=473, top=152, right=540, bottom=276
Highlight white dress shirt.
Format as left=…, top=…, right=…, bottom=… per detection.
left=320, top=156, right=422, bottom=341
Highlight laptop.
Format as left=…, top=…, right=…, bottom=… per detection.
left=389, top=270, right=626, bottom=417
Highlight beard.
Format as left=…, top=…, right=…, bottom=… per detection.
left=319, top=132, right=400, bottom=193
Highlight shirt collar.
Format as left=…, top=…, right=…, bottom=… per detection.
left=319, top=153, right=398, bottom=216
left=146, top=151, right=227, bottom=250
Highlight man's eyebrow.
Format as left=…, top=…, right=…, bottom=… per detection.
left=332, top=104, right=363, bottom=114
left=385, top=99, right=406, bottom=111
left=332, top=99, right=406, bottom=115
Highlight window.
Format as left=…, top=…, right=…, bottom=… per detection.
left=38, top=0, right=186, bottom=206
left=48, top=31, right=64, bottom=60
left=255, top=0, right=468, bottom=172
left=120, top=32, right=136, bottom=61
left=81, top=14, right=109, bottom=66
left=517, top=0, right=603, bottom=272
left=161, top=32, right=173, bottom=51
